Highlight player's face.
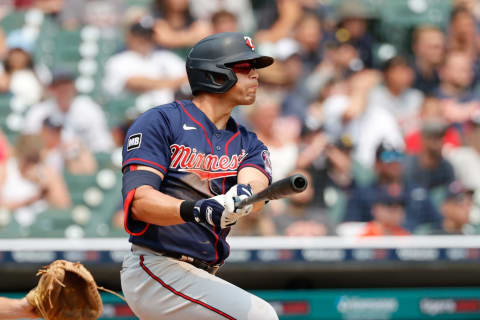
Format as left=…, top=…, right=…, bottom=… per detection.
left=227, top=62, right=259, bottom=105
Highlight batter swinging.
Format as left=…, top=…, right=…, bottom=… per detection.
left=120, top=32, right=278, bottom=319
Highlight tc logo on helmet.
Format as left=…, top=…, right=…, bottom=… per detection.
left=244, top=36, right=255, bottom=51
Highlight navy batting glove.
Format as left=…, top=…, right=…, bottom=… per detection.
left=180, top=195, right=235, bottom=229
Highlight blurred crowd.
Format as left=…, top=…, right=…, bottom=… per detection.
left=0, top=0, right=480, bottom=238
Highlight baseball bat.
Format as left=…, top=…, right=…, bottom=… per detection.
left=234, top=173, right=308, bottom=209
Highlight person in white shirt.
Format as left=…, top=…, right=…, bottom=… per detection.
left=322, top=70, right=405, bottom=168
left=368, top=56, right=424, bottom=135
left=103, top=17, right=187, bottom=107
left=23, top=71, right=113, bottom=153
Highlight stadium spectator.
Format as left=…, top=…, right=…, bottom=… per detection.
left=40, top=116, right=97, bottom=175
left=60, top=0, right=125, bottom=30
left=300, top=39, right=365, bottom=104
left=299, top=132, right=373, bottom=226
left=410, top=26, right=445, bottom=94
left=23, top=70, right=113, bottom=153
left=0, top=28, right=8, bottom=61
left=248, top=90, right=299, bottom=182
left=343, top=142, right=442, bottom=233
left=445, top=116, right=480, bottom=192
left=210, top=9, right=238, bottom=34
left=404, top=118, right=455, bottom=191
left=0, top=129, right=9, bottom=189
left=254, top=0, right=304, bottom=44
left=447, top=5, right=480, bottom=84
left=189, top=0, right=255, bottom=34
left=299, top=133, right=372, bottom=204
left=152, top=0, right=212, bottom=49
left=435, top=51, right=480, bottom=124
left=405, top=96, right=462, bottom=154
left=369, top=56, right=423, bottom=135
left=321, top=69, right=405, bottom=167
left=0, top=47, right=43, bottom=105
left=271, top=170, right=328, bottom=236
left=440, top=180, right=476, bottom=234
left=335, top=0, right=375, bottom=68
left=294, top=11, right=323, bottom=72
left=103, top=17, right=187, bottom=106
left=111, top=118, right=135, bottom=148
left=360, top=189, right=410, bottom=237
left=0, top=134, right=71, bottom=217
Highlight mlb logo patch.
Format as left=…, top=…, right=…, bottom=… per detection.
left=127, top=133, right=142, bottom=151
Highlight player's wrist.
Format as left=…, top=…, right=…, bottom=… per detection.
left=180, top=200, right=197, bottom=223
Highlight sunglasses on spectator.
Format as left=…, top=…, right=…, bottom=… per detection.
left=231, top=62, right=255, bottom=74
left=379, top=150, right=404, bottom=163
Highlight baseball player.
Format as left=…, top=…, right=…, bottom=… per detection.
left=120, top=32, right=278, bottom=319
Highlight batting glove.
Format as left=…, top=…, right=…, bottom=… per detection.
left=181, top=195, right=236, bottom=229
left=226, top=184, right=254, bottom=216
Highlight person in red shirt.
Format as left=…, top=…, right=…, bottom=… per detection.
left=361, top=189, right=410, bottom=237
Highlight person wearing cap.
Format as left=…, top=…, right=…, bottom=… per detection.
left=40, top=116, right=97, bottom=175
left=410, top=26, right=445, bottom=95
left=403, top=118, right=455, bottom=190
left=23, top=70, right=113, bottom=153
left=360, top=189, right=409, bottom=237
left=336, top=0, right=375, bottom=68
left=440, top=180, right=477, bottom=235
left=103, top=16, right=187, bottom=106
left=342, top=141, right=442, bottom=233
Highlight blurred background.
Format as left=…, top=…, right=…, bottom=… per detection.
left=2, top=0, right=480, bottom=319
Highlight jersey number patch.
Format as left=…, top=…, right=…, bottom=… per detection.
left=127, top=133, right=142, bottom=151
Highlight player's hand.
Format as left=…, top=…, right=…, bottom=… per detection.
left=226, top=184, right=253, bottom=216
left=193, top=195, right=236, bottom=229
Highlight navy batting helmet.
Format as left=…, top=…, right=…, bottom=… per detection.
left=186, top=32, right=274, bottom=95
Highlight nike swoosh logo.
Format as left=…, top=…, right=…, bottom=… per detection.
left=183, top=124, right=197, bottom=130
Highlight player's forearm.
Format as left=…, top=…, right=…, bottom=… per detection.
left=241, top=179, right=266, bottom=214
left=131, top=185, right=185, bottom=226
left=0, top=297, right=36, bottom=319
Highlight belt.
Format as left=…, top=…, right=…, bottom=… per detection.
left=132, top=244, right=222, bottom=274
left=161, top=251, right=222, bottom=275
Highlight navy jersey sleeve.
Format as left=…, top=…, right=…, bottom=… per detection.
left=238, top=131, right=273, bottom=184
left=122, top=107, right=177, bottom=175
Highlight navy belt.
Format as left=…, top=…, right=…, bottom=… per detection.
left=160, top=251, right=222, bottom=274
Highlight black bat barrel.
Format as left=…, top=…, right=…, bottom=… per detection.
left=235, top=173, right=308, bottom=209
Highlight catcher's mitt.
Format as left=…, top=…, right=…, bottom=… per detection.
left=26, top=260, right=103, bottom=320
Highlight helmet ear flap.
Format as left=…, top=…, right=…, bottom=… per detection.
left=187, top=63, right=237, bottom=95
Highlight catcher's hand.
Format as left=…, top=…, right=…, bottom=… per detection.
left=26, top=260, right=103, bottom=320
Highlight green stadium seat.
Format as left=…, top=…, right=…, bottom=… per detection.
left=0, top=11, right=26, bottom=33
left=28, top=209, right=76, bottom=237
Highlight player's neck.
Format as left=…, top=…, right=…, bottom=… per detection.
left=192, top=95, right=234, bottom=130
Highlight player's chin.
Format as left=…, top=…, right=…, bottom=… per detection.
left=243, top=89, right=257, bottom=104
left=243, top=93, right=256, bottom=105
